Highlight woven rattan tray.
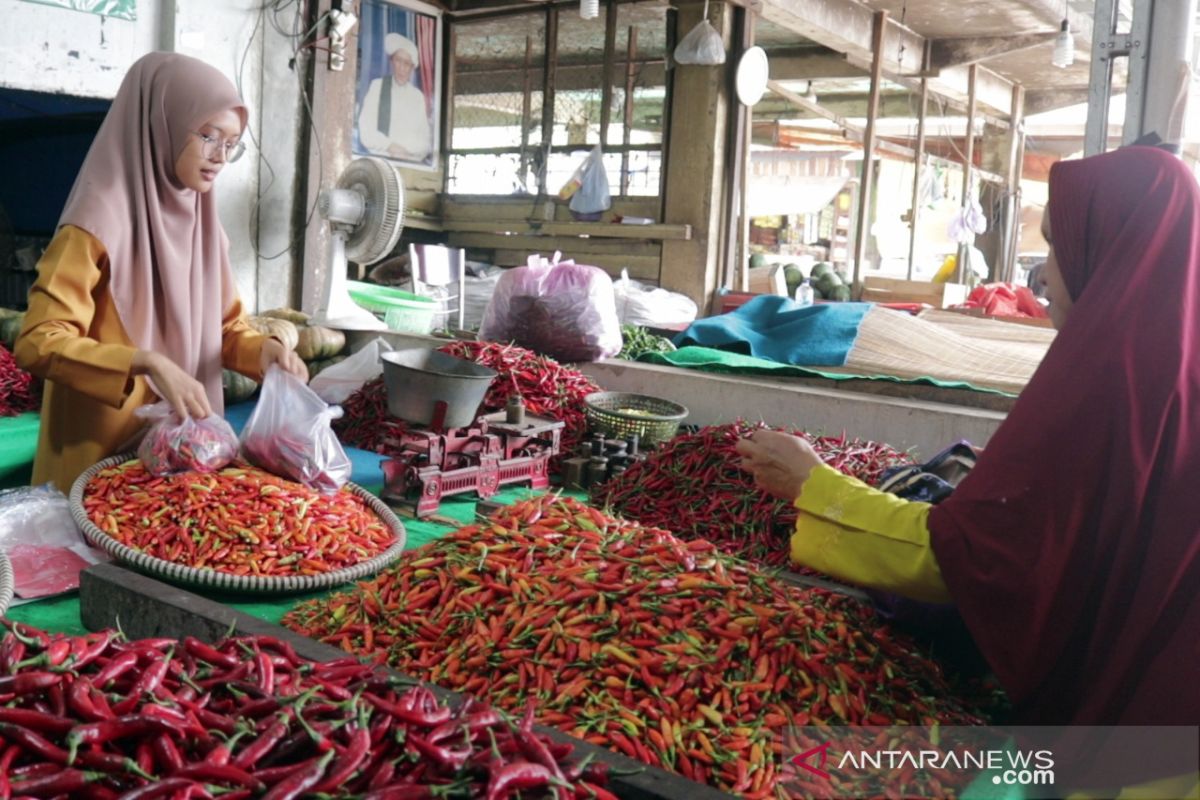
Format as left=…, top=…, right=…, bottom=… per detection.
left=69, top=455, right=406, bottom=595
left=0, top=550, right=13, bottom=617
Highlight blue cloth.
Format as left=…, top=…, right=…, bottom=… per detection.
left=673, top=296, right=870, bottom=366
left=224, top=400, right=386, bottom=492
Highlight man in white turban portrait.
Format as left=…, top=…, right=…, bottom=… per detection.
left=358, top=32, right=432, bottom=162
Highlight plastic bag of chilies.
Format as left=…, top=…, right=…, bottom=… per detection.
left=135, top=401, right=239, bottom=476
left=479, top=252, right=622, bottom=363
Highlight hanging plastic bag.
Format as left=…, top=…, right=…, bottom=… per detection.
left=568, top=145, right=612, bottom=217
left=310, top=337, right=394, bottom=405
left=674, top=0, right=725, bottom=65
left=613, top=269, right=698, bottom=328
left=479, top=252, right=623, bottom=362
left=240, top=365, right=352, bottom=494
left=134, top=401, right=239, bottom=476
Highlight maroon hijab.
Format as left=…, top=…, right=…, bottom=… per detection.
left=929, top=146, right=1200, bottom=727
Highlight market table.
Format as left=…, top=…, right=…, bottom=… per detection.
left=5, top=397, right=551, bottom=635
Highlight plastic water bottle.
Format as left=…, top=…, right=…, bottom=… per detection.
left=795, top=278, right=814, bottom=306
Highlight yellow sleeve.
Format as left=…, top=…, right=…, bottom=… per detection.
left=791, top=465, right=953, bottom=603
left=13, top=226, right=136, bottom=408
left=220, top=298, right=268, bottom=380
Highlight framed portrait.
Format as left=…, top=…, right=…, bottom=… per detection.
left=353, top=0, right=443, bottom=171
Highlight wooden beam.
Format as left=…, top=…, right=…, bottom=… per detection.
left=621, top=26, right=638, bottom=195
left=928, top=32, right=1059, bottom=71
left=1024, top=87, right=1091, bottom=116
left=955, top=64, right=977, bottom=284
left=441, top=220, right=692, bottom=239
left=906, top=78, right=927, bottom=281
left=1005, top=85, right=1027, bottom=283
left=759, top=0, right=923, bottom=76
left=852, top=11, right=886, bottom=297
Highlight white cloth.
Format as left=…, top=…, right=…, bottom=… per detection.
left=384, top=33, right=418, bottom=61
left=358, top=77, right=432, bottom=160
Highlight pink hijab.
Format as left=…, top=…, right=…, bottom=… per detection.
left=58, top=52, right=247, bottom=414
left=929, top=147, right=1200, bottom=736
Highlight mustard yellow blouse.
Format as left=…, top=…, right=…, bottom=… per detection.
left=14, top=225, right=266, bottom=493
left=789, top=464, right=1199, bottom=800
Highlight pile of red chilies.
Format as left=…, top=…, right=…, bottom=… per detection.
left=591, top=421, right=911, bottom=568
left=335, top=342, right=600, bottom=468
left=284, top=495, right=984, bottom=799
left=0, top=622, right=610, bottom=799
left=0, top=344, right=39, bottom=417
left=83, top=461, right=396, bottom=577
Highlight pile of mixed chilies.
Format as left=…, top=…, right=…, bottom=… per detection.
left=592, top=421, right=910, bottom=567
left=284, top=494, right=984, bottom=799
left=0, top=622, right=611, bottom=799
left=83, top=461, right=396, bottom=577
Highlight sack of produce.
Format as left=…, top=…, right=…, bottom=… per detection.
left=479, top=252, right=622, bottom=362
left=135, top=401, right=239, bottom=476
left=240, top=365, right=351, bottom=493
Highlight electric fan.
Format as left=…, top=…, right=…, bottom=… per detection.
left=311, top=157, right=405, bottom=329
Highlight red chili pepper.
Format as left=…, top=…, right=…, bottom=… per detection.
left=0, top=671, right=60, bottom=694
left=485, top=761, right=558, bottom=800
left=260, top=750, right=334, bottom=800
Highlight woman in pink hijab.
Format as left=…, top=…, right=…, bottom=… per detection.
left=14, top=52, right=305, bottom=492
left=740, top=146, right=1200, bottom=794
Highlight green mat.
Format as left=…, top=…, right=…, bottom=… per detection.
left=7, top=485, right=558, bottom=636
left=0, top=412, right=39, bottom=489
left=639, top=346, right=1017, bottom=398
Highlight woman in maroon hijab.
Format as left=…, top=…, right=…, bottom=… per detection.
left=739, top=146, right=1199, bottom=791
left=14, top=53, right=306, bottom=492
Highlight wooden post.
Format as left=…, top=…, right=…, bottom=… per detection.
left=1003, top=84, right=1025, bottom=283
left=955, top=63, right=978, bottom=284
left=300, top=0, right=357, bottom=313
left=851, top=10, right=887, bottom=298
left=906, top=77, right=928, bottom=281
left=599, top=0, right=618, bottom=146
left=519, top=35, right=534, bottom=191
left=723, top=5, right=753, bottom=292
left=539, top=6, right=559, bottom=197
left=621, top=26, right=639, bottom=195
left=660, top=0, right=732, bottom=307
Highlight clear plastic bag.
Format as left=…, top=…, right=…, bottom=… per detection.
left=479, top=252, right=623, bottom=362
left=613, top=269, right=698, bottom=328
left=0, top=484, right=107, bottom=600
left=239, top=365, right=352, bottom=494
left=310, top=337, right=393, bottom=405
left=134, top=401, right=239, bottom=476
left=568, top=145, right=612, bottom=216
left=674, top=1, right=725, bottom=66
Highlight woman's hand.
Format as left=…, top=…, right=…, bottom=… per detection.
left=132, top=350, right=212, bottom=420
left=259, top=337, right=309, bottom=382
left=735, top=430, right=825, bottom=501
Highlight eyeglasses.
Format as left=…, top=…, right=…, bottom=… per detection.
left=192, top=130, right=246, bottom=163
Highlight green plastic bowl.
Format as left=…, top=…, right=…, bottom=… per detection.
left=346, top=281, right=438, bottom=334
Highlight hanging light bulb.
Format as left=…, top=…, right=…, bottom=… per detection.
left=804, top=81, right=818, bottom=103
left=1051, top=17, right=1074, bottom=68
left=579, top=0, right=599, bottom=20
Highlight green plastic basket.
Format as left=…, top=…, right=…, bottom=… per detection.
left=346, top=280, right=438, bottom=334
left=584, top=391, right=688, bottom=446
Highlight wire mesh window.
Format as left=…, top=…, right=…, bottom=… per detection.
left=447, top=4, right=668, bottom=197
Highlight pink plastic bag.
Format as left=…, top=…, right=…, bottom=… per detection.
left=239, top=366, right=352, bottom=494
left=135, top=401, right=239, bottom=476
left=479, top=252, right=622, bottom=362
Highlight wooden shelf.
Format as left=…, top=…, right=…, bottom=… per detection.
left=441, top=219, right=692, bottom=241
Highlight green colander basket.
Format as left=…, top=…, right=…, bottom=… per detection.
left=583, top=392, right=689, bottom=446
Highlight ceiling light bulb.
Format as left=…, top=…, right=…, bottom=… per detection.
left=804, top=82, right=818, bottom=103
left=579, top=0, right=599, bottom=19
left=1051, top=19, right=1074, bottom=68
